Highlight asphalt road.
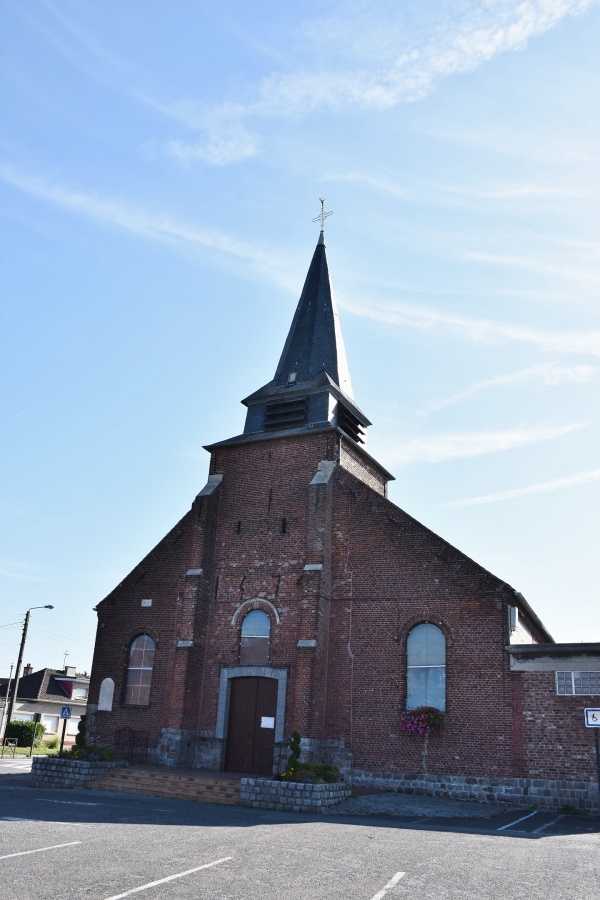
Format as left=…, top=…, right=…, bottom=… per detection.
left=1, top=764, right=599, bottom=900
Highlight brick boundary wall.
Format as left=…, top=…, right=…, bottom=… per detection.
left=30, top=757, right=117, bottom=789
left=240, top=778, right=352, bottom=813
left=351, top=769, right=600, bottom=813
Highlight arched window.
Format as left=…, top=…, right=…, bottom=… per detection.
left=407, top=623, right=446, bottom=712
left=240, top=609, right=270, bottom=665
left=125, top=635, right=155, bottom=705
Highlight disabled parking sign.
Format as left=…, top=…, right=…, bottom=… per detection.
left=585, top=709, right=600, bottom=727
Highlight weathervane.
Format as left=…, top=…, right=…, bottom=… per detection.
left=312, top=197, right=333, bottom=230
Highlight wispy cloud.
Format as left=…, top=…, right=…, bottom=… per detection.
left=464, top=250, right=600, bottom=284
left=0, top=166, right=294, bottom=288
left=166, top=123, right=259, bottom=167
left=329, top=169, right=580, bottom=204
left=342, top=296, right=600, bottom=356
left=166, top=0, right=597, bottom=163
left=383, top=422, right=583, bottom=464
left=0, top=560, right=43, bottom=583
left=447, top=467, right=600, bottom=506
left=424, top=363, right=597, bottom=413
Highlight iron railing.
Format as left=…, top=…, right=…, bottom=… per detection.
left=93, top=727, right=149, bottom=765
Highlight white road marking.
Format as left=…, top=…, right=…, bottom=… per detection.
left=39, top=799, right=99, bottom=806
left=103, top=856, right=233, bottom=899
left=497, top=810, right=539, bottom=831
left=532, top=814, right=564, bottom=834
left=369, top=871, right=406, bottom=900
left=0, top=841, right=82, bottom=860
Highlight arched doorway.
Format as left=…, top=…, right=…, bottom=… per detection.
left=224, top=676, right=278, bottom=774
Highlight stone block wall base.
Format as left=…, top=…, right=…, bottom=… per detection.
left=297, top=738, right=353, bottom=782
left=156, top=728, right=224, bottom=770
left=240, top=778, right=352, bottom=813
left=30, top=757, right=117, bottom=789
left=351, top=769, right=600, bottom=813
left=194, top=736, right=224, bottom=770
left=156, top=728, right=198, bottom=767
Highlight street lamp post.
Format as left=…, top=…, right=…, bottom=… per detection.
left=4, top=605, right=54, bottom=729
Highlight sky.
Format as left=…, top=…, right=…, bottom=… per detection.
left=1, top=0, right=600, bottom=678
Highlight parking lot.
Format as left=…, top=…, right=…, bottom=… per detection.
left=1, top=761, right=599, bottom=899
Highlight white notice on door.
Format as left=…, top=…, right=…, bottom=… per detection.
left=261, top=716, right=275, bottom=729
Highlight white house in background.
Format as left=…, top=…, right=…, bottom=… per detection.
left=1, top=665, right=89, bottom=745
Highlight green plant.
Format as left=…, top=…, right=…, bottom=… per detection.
left=299, top=762, right=339, bottom=783
left=279, top=761, right=340, bottom=784
left=75, top=714, right=87, bottom=750
left=399, top=706, right=443, bottom=736
left=43, top=737, right=59, bottom=750
left=63, top=742, right=114, bottom=762
left=5, top=720, right=45, bottom=747
left=281, top=730, right=302, bottom=780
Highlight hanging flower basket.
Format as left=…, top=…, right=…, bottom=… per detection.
left=400, top=706, right=443, bottom=736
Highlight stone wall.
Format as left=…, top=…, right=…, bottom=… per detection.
left=299, top=737, right=353, bottom=782
left=351, top=768, right=600, bottom=813
left=31, top=757, right=117, bottom=789
left=240, top=778, right=352, bottom=813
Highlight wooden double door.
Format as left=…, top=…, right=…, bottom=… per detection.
left=224, top=676, right=278, bottom=775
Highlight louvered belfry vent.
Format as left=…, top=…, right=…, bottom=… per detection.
left=338, top=404, right=365, bottom=444
left=264, top=397, right=308, bottom=430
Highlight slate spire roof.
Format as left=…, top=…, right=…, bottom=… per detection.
left=272, top=230, right=354, bottom=398
left=208, top=227, right=375, bottom=451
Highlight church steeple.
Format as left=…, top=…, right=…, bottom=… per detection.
left=272, top=231, right=353, bottom=398
left=239, top=224, right=371, bottom=447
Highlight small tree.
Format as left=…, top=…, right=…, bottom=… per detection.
left=75, top=714, right=87, bottom=750
left=5, top=720, right=45, bottom=747
left=281, top=730, right=302, bottom=780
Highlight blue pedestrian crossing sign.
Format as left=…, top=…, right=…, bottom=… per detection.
left=60, top=706, right=71, bottom=719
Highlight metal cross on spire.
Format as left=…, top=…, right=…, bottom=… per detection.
left=312, top=197, right=333, bottom=230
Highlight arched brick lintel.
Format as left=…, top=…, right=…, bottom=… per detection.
left=398, top=615, right=454, bottom=649
left=231, top=598, right=281, bottom=627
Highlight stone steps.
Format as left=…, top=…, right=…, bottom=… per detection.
left=88, top=768, right=241, bottom=805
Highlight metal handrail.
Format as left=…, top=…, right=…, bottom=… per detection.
left=87, top=727, right=149, bottom=765
left=243, top=739, right=288, bottom=775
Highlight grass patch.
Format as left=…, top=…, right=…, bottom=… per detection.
left=4, top=747, right=59, bottom=757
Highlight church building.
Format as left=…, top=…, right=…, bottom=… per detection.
left=87, top=217, right=600, bottom=810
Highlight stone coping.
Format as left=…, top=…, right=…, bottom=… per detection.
left=31, top=757, right=117, bottom=788
left=240, top=777, right=352, bottom=813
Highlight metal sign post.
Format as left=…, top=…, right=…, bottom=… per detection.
left=584, top=708, right=600, bottom=796
left=59, top=706, right=71, bottom=754
left=30, top=712, right=41, bottom=757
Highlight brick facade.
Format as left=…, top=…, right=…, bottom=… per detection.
left=86, top=235, right=600, bottom=810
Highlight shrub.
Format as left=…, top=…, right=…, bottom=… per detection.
left=299, top=762, right=339, bottom=783
left=5, top=720, right=45, bottom=747
left=43, top=737, right=59, bottom=750
left=281, top=730, right=302, bottom=781
left=75, top=714, right=87, bottom=750
left=280, top=761, right=339, bottom=784
left=64, top=743, right=115, bottom=762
